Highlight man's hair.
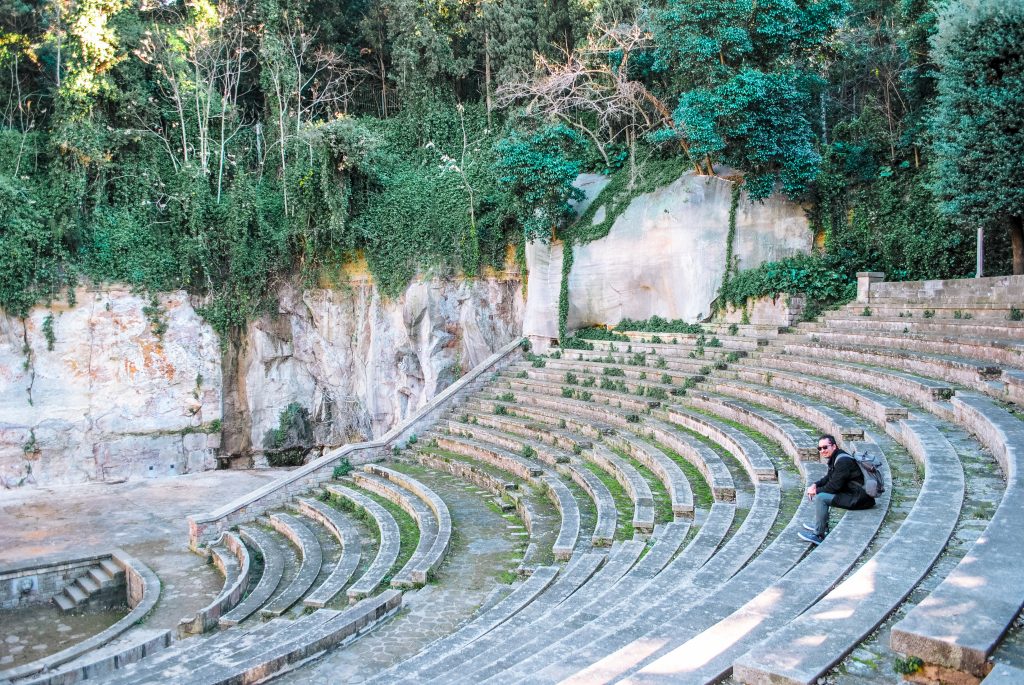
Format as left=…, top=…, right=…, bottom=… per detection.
left=818, top=434, right=837, bottom=447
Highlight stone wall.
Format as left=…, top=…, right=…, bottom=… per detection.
left=523, top=172, right=811, bottom=339
left=226, top=275, right=523, bottom=465
left=0, top=274, right=523, bottom=487
left=0, top=288, right=222, bottom=488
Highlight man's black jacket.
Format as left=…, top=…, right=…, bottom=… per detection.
left=814, top=449, right=875, bottom=510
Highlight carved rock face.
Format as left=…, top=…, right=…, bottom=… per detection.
left=0, top=288, right=222, bottom=487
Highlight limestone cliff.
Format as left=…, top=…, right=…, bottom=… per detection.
left=524, top=172, right=811, bottom=341
left=224, top=276, right=523, bottom=466
left=0, top=288, right=222, bottom=488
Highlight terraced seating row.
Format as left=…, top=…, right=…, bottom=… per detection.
left=370, top=276, right=1024, bottom=684
left=24, top=275, right=1023, bottom=684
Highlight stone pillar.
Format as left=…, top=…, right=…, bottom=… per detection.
left=856, top=272, right=885, bottom=303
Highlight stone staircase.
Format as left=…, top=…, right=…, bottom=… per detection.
left=9, top=274, right=1024, bottom=685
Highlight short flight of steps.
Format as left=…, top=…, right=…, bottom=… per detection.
left=53, top=557, right=124, bottom=613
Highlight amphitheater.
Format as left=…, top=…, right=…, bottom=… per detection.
left=3, top=273, right=1024, bottom=685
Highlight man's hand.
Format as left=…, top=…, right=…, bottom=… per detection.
left=806, top=483, right=817, bottom=501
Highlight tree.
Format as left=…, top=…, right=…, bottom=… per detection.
left=930, top=0, right=1024, bottom=274
left=651, top=0, right=847, bottom=198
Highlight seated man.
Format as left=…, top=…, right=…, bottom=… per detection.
left=798, top=434, right=875, bottom=545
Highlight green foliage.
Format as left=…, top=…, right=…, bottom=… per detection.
left=332, top=459, right=353, bottom=479
left=716, top=252, right=857, bottom=319
left=41, top=315, right=56, bottom=351
left=564, top=372, right=579, bottom=384
left=930, top=0, right=1024, bottom=273
left=494, top=124, right=588, bottom=243
left=893, top=656, right=923, bottom=675
left=652, top=0, right=847, bottom=199
left=617, top=316, right=703, bottom=334
left=603, top=367, right=625, bottom=377
left=1010, top=308, right=1023, bottom=322
left=498, top=392, right=516, bottom=402
left=574, top=327, right=628, bottom=342
left=263, top=402, right=312, bottom=467
left=727, top=323, right=738, bottom=335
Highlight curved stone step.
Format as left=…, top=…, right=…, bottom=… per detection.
left=744, top=353, right=956, bottom=407
left=409, top=449, right=554, bottom=572
left=605, top=431, right=693, bottom=517
left=725, top=365, right=911, bottom=426
left=808, top=329, right=1024, bottom=370
left=564, top=461, right=617, bottom=545
left=369, top=565, right=561, bottom=682
left=889, top=394, right=1024, bottom=677
left=779, top=339, right=1006, bottom=399
left=624, top=449, right=888, bottom=683
left=560, top=347, right=711, bottom=373
left=492, top=389, right=736, bottom=501
left=681, top=392, right=818, bottom=464
left=542, top=474, right=581, bottom=560
left=381, top=552, right=607, bottom=683
left=350, top=471, right=439, bottom=588
left=661, top=406, right=778, bottom=482
left=700, top=377, right=864, bottom=441
left=506, top=376, right=660, bottom=413
left=522, top=468, right=823, bottom=684
left=586, top=443, right=654, bottom=533
left=735, top=418, right=964, bottom=685
left=178, top=531, right=249, bottom=634
left=364, top=464, right=453, bottom=587
left=431, top=434, right=543, bottom=481
left=453, top=411, right=595, bottom=455
left=425, top=432, right=579, bottom=559
left=537, top=356, right=701, bottom=385
left=16, top=629, right=171, bottom=685
left=443, top=420, right=571, bottom=467
left=628, top=520, right=691, bottom=578
left=323, top=484, right=401, bottom=602
left=816, top=313, right=1024, bottom=341
left=509, top=366, right=681, bottom=402
left=297, top=498, right=362, bottom=608
left=261, top=513, right=324, bottom=617
left=466, top=469, right=794, bottom=685
left=220, top=527, right=285, bottom=627
left=442, top=541, right=648, bottom=683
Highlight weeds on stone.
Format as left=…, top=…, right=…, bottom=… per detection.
left=707, top=336, right=722, bottom=347
left=923, top=309, right=935, bottom=318
left=332, top=459, right=353, bottom=479
left=498, top=392, right=515, bottom=403
left=603, top=367, right=625, bottom=377
left=655, top=356, right=667, bottom=369
left=861, top=307, right=872, bottom=316
left=661, top=373, right=672, bottom=384
left=1010, top=307, right=1023, bottom=322
left=581, top=377, right=596, bottom=388
left=728, top=323, right=739, bottom=335
left=495, top=405, right=509, bottom=416
left=515, top=370, right=528, bottom=378
left=564, top=372, right=579, bottom=385
left=892, top=656, right=923, bottom=675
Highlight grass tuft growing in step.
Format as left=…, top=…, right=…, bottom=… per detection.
left=608, top=445, right=674, bottom=524
left=580, top=461, right=635, bottom=541
left=640, top=437, right=714, bottom=510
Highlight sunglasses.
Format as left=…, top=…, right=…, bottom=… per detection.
left=818, top=445, right=832, bottom=451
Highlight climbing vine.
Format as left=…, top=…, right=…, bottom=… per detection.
left=558, top=237, right=574, bottom=342
left=722, top=182, right=741, bottom=284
